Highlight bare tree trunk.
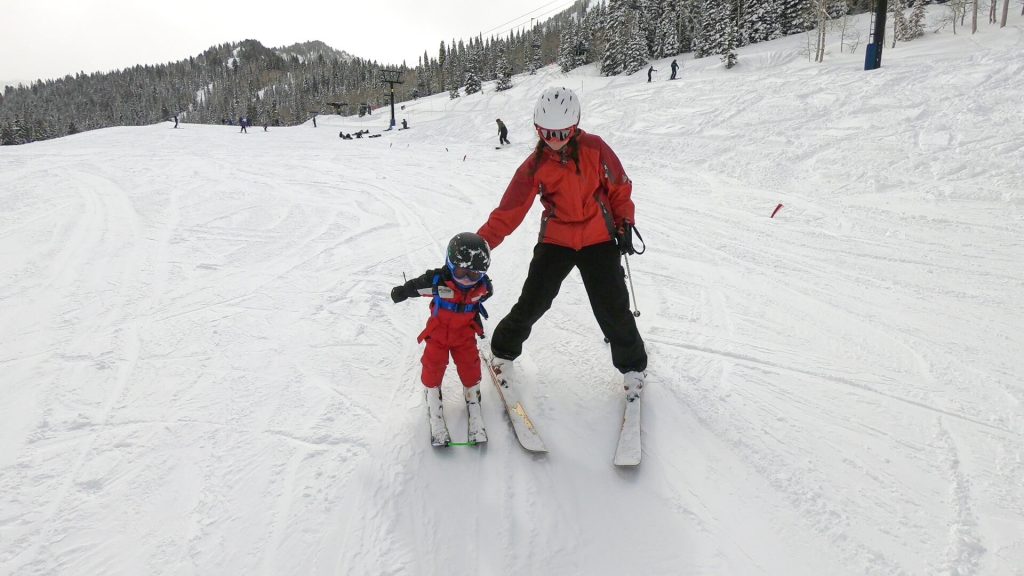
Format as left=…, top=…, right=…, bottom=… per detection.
left=892, top=0, right=899, bottom=48
left=972, top=0, right=979, bottom=33
left=1003, top=0, right=1011, bottom=25
left=839, top=11, right=850, bottom=52
left=990, top=0, right=997, bottom=22
left=812, top=0, right=828, bottom=62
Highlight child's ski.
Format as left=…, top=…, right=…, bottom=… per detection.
left=481, top=352, right=547, bottom=453
left=613, top=395, right=642, bottom=466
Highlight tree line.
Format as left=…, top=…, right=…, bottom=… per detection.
left=0, top=0, right=997, bottom=146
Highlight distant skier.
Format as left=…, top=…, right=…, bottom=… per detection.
left=173, top=114, right=179, bottom=128
left=240, top=117, right=248, bottom=133
left=647, top=66, right=657, bottom=82
left=401, top=119, right=408, bottom=129
left=312, top=114, right=317, bottom=128
left=390, top=233, right=494, bottom=446
left=670, top=59, right=679, bottom=80
left=496, top=118, right=510, bottom=145
left=477, top=86, right=647, bottom=402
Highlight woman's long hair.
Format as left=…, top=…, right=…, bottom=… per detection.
left=529, top=134, right=582, bottom=176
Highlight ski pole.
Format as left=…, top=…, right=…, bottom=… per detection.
left=623, top=253, right=641, bottom=318
left=605, top=253, right=642, bottom=344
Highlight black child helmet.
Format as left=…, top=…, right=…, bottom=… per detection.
left=446, top=232, right=491, bottom=273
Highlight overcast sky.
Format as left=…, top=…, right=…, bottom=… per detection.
left=0, top=0, right=575, bottom=85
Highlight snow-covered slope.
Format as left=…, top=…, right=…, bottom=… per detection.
left=2, top=8, right=1022, bottom=575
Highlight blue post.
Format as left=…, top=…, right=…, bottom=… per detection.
left=865, top=44, right=879, bottom=71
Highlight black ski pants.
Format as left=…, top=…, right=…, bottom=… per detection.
left=491, top=241, right=647, bottom=374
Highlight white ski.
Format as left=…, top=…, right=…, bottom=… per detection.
left=613, top=394, right=642, bottom=466
left=481, top=352, right=547, bottom=453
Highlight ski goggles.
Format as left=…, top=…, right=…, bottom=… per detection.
left=454, top=267, right=485, bottom=282
left=448, top=261, right=486, bottom=282
left=535, top=124, right=577, bottom=143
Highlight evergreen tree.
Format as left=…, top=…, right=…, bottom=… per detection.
left=891, top=0, right=910, bottom=42
left=907, top=0, right=927, bottom=39
left=1, top=122, right=14, bottom=145
left=742, top=0, right=783, bottom=44
left=721, top=8, right=739, bottom=68
left=438, top=41, right=447, bottom=95
left=623, top=18, right=651, bottom=75
left=578, top=2, right=600, bottom=65
left=654, top=0, right=681, bottom=57
left=445, top=47, right=461, bottom=99
left=271, top=99, right=281, bottom=126
left=602, top=0, right=629, bottom=75
left=528, top=27, right=543, bottom=75
left=780, top=0, right=814, bottom=36
left=558, top=22, right=579, bottom=72
left=12, top=118, right=28, bottom=145
left=694, top=0, right=723, bottom=59
left=464, top=41, right=483, bottom=95
left=495, top=53, right=513, bottom=91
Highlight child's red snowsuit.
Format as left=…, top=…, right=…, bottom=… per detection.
left=400, top=267, right=492, bottom=388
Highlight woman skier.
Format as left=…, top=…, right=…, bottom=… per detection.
left=476, top=86, right=647, bottom=401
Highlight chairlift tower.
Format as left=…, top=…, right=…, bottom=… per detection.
left=865, top=0, right=888, bottom=70
left=380, top=69, right=404, bottom=129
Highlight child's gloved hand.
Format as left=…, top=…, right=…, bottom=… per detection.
left=391, top=285, right=411, bottom=303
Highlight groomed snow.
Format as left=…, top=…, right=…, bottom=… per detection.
left=2, top=8, right=1022, bottom=575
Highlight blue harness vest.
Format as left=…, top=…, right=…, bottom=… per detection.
left=430, top=273, right=490, bottom=319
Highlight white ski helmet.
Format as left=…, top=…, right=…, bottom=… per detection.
left=533, top=86, right=581, bottom=130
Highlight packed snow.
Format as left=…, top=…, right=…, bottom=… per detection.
left=2, top=8, right=1022, bottom=575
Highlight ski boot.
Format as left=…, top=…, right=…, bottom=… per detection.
left=623, top=371, right=645, bottom=403
left=464, top=383, right=488, bottom=444
left=426, top=387, right=450, bottom=447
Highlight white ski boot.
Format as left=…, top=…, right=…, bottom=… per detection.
left=425, top=387, right=450, bottom=447
left=464, top=383, right=488, bottom=444
left=623, top=371, right=645, bottom=403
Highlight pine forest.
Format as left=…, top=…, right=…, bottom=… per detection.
left=0, top=0, right=950, bottom=145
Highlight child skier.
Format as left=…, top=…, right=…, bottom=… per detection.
left=390, top=232, right=493, bottom=446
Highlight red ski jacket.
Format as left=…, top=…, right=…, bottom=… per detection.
left=399, top=268, right=492, bottom=343
left=478, top=130, right=635, bottom=251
